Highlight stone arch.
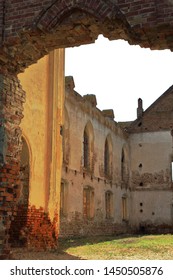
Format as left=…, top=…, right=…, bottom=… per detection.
left=84, top=120, right=94, bottom=136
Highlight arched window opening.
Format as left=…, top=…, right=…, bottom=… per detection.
left=104, top=138, right=109, bottom=176
left=121, top=148, right=125, bottom=181
left=83, top=129, right=90, bottom=169
left=83, top=121, right=94, bottom=172
left=121, top=145, right=129, bottom=186
left=104, top=135, right=112, bottom=178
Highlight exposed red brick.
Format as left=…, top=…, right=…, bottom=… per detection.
left=10, top=205, right=58, bottom=250
left=0, top=74, right=25, bottom=259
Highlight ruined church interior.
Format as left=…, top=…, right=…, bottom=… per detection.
left=13, top=53, right=173, bottom=245
left=1, top=0, right=173, bottom=259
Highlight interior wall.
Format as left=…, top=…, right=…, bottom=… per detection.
left=18, top=55, right=50, bottom=209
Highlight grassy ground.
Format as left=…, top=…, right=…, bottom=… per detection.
left=13, top=234, right=173, bottom=260
left=60, top=234, right=173, bottom=260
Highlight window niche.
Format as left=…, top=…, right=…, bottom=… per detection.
left=83, top=186, right=94, bottom=219
left=60, top=181, right=68, bottom=217
left=62, top=107, right=70, bottom=165
left=83, top=129, right=90, bottom=169
left=82, top=121, right=94, bottom=173
left=122, top=194, right=128, bottom=221
left=104, top=135, right=113, bottom=179
left=121, top=147, right=129, bottom=184
left=105, top=191, right=113, bottom=219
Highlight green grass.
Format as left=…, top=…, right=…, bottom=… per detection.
left=59, top=234, right=173, bottom=259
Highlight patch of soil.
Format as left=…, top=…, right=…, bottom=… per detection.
left=12, top=248, right=82, bottom=260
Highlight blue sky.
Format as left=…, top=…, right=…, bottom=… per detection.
left=65, top=35, right=173, bottom=122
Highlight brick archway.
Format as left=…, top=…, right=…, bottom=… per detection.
left=1, top=0, right=173, bottom=74
left=36, top=0, right=130, bottom=32
left=2, top=0, right=136, bottom=74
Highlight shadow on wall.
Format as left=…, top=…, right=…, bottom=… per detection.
left=10, top=205, right=58, bottom=250
left=9, top=137, right=59, bottom=250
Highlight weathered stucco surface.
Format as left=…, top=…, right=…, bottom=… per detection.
left=130, top=132, right=172, bottom=188
left=130, top=190, right=173, bottom=230
left=19, top=55, right=49, bottom=209
left=129, top=131, right=173, bottom=230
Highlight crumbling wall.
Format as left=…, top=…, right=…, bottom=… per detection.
left=9, top=205, right=58, bottom=250
left=1, top=1, right=173, bottom=74
left=129, top=131, right=172, bottom=189
left=60, top=168, right=130, bottom=237
left=59, top=80, right=130, bottom=237
left=0, top=74, right=25, bottom=259
left=0, top=49, right=64, bottom=258
left=130, top=190, right=173, bottom=232
left=19, top=55, right=50, bottom=209
left=129, top=131, right=173, bottom=229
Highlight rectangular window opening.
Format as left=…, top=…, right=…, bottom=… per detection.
left=83, top=187, right=94, bottom=219
left=122, top=197, right=127, bottom=221
left=105, top=191, right=113, bottom=219
left=60, top=182, right=67, bottom=216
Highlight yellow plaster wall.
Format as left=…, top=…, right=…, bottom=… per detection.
left=18, top=49, right=65, bottom=224
left=18, top=55, right=50, bottom=209
left=48, top=50, right=65, bottom=223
